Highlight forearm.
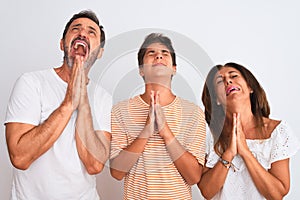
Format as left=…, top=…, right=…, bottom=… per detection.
left=76, top=103, right=110, bottom=174
left=198, top=161, right=231, bottom=199
left=110, top=137, right=147, bottom=180
left=161, top=125, right=201, bottom=185
left=6, top=103, right=73, bottom=170
left=174, top=152, right=202, bottom=185
left=198, top=150, right=234, bottom=198
left=242, top=151, right=289, bottom=199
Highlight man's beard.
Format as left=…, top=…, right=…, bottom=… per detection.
left=63, top=42, right=101, bottom=70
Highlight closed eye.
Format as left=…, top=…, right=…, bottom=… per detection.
left=89, top=30, right=96, bottom=36
left=146, top=50, right=155, bottom=56
left=216, top=78, right=223, bottom=84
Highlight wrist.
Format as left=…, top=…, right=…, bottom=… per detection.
left=160, top=124, right=174, bottom=144
left=219, top=156, right=239, bottom=172
left=60, top=101, right=74, bottom=113
left=222, top=150, right=235, bottom=162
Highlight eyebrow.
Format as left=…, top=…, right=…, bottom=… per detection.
left=215, top=70, right=239, bottom=79
left=146, top=48, right=170, bottom=53
left=71, top=23, right=97, bottom=32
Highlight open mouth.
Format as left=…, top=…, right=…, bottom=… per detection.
left=226, top=86, right=240, bottom=96
left=71, top=38, right=90, bottom=58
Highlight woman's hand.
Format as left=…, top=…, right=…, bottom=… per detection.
left=235, top=113, right=250, bottom=157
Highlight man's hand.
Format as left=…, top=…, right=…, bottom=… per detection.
left=65, top=55, right=84, bottom=111
left=153, top=91, right=167, bottom=136
left=139, top=91, right=156, bottom=138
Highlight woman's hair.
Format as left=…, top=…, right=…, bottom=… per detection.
left=202, top=62, right=270, bottom=156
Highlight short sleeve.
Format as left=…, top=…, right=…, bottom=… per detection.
left=5, top=73, right=41, bottom=125
left=205, top=130, right=220, bottom=168
left=110, top=104, right=129, bottom=160
left=92, top=84, right=112, bottom=133
left=270, top=121, right=300, bottom=163
left=183, top=107, right=206, bottom=166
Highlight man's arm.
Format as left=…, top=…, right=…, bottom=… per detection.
left=6, top=56, right=83, bottom=170
left=160, top=124, right=204, bottom=185
left=110, top=137, right=148, bottom=180
left=75, top=103, right=111, bottom=174
left=73, top=57, right=112, bottom=175
left=6, top=103, right=73, bottom=170
left=155, top=92, right=206, bottom=185
left=110, top=92, right=156, bottom=180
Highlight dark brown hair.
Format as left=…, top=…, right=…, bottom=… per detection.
left=137, top=33, right=177, bottom=68
left=62, top=10, right=105, bottom=48
left=202, top=62, right=270, bottom=155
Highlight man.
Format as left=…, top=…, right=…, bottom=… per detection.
left=110, top=33, right=206, bottom=199
left=5, top=10, right=111, bottom=199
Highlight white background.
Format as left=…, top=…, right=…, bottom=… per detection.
left=1, top=1, right=299, bottom=199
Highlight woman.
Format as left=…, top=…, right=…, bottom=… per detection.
left=198, top=62, right=299, bottom=199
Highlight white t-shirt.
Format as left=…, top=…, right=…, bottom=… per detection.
left=5, top=68, right=112, bottom=200
left=206, top=121, right=300, bottom=200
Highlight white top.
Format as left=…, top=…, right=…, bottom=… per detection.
left=5, top=68, right=112, bottom=200
left=206, top=121, right=300, bottom=200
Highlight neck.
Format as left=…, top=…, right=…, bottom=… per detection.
left=141, top=83, right=175, bottom=106
left=224, top=100, right=257, bottom=129
left=54, top=63, right=72, bottom=83
left=144, top=76, right=172, bottom=89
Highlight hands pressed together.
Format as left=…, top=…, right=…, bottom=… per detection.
left=226, top=113, right=250, bottom=159
left=140, top=90, right=167, bottom=139
left=65, top=55, right=89, bottom=111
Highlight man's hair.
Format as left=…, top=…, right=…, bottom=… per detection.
left=62, top=10, right=105, bottom=48
left=137, top=33, right=177, bottom=67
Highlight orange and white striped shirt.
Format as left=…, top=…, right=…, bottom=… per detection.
left=110, top=95, right=206, bottom=200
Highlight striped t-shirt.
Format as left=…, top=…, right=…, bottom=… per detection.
left=110, top=95, right=206, bottom=200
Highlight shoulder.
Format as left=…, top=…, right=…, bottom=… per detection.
left=91, top=83, right=112, bottom=99
left=263, top=118, right=281, bottom=137
left=176, top=97, right=205, bottom=117
left=13, top=69, right=52, bottom=90
left=112, top=95, right=140, bottom=112
left=268, top=119, right=300, bottom=162
left=22, top=68, right=53, bottom=79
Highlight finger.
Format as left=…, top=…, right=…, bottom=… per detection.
left=155, top=91, right=160, bottom=105
left=150, top=90, right=155, bottom=107
left=236, top=113, right=241, bottom=136
left=233, top=113, right=237, bottom=133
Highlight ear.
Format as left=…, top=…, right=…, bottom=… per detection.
left=97, top=48, right=104, bottom=59
left=60, top=39, right=64, bottom=51
left=139, top=67, right=145, bottom=77
left=216, top=98, right=221, bottom=105
left=172, top=65, right=177, bottom=76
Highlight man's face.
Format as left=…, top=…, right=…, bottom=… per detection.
left=140, top=42, right=176, bottom=82
left=61, top=17, right=102, bottom=69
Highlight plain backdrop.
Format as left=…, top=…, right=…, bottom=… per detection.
left=1, top=1, right=299, bottom=199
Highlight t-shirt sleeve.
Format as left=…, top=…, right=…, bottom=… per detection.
left=205, top=129, right=220, bottom=168
left=270, top=121, right=300, bottom=163
left=110, top=104, right=128, bottom=160
left=183, top=107, right=206, bottom=166
left=93, top=86, right=112, bottom=133
left=5, top=73, right=41, bottom=125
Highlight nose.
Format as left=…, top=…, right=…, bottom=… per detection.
left=78, top=28, right=88, bottom=38
left=155, top=53, right=163, bottom=60
left=226, top=78, right=232, bottom=85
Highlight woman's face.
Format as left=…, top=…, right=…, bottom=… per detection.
left=213, top=66, right=252, bottom=106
